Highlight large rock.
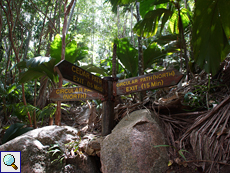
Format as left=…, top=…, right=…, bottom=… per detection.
left=0, top=125, right=100, bottom=173
left=101, top=109, right=169, bottom=173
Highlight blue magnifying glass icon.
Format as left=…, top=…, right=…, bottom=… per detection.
left=3, top=154, right=18, bottom=170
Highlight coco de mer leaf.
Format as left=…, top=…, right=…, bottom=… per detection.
left=192, top=0, right=229, bottom=75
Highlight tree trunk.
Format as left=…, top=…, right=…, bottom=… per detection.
left=37, top=1, right=50, bottom=55
left=112, top=42, right=117, bottom=78
left=55, top=0, right=75, bottom=126
left=117, top=5, right=120, bottom=38
left=0, top=8, right=2, bottom=38
left=178, top=7, right=189, bottom=80
left=130, top=5, right=134, bottom=46
left=57, top=0, right=61, bottom=33
left=73, top=7, right=80, bottom=31
left=136, top=1, right=145, bottom=101
left=122, top=12, right=127, bottom=38
left=33, top=79, right=37, bottom=128
left=45, top=3, right=55, bottom=57
left=91, top=14, right=95, bottom=64
left=23, top=14, right=35, bottom=60
left=66, top=0, right=76, bottom=33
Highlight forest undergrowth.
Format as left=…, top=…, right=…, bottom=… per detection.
left=1, top=60, right=230, bottom=173
left=113, top=59, right=230, bottom=173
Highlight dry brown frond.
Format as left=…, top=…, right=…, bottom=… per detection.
left=180, top=95, right=230, bottom=172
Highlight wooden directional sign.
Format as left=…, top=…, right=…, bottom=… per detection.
left=49, top=87, right=104, bottom=101
left=55, top=60, right=105, bottom=95
left=52, top=61, right=183, bottom=136
left=115, top=69, right=183, bottom=96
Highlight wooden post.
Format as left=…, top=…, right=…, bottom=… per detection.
left=102, top=77, right=115, bottom=136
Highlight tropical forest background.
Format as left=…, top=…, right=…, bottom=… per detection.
left=1, top=0, right=230, bottom=171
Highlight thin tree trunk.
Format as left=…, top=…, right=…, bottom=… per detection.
left=130, top=5, right=134, bottom=46
left=122, top=12, right=127, bottom=38
left=112, top=42, right=117, bottom=78
left=117, top=5, right=120, bottom=38
left=37, top=1, right=50, bottom=55
left=55, top=0, right=75, bottom=126
left=23, top=14, right=35, bottom=60
left=74, top=7, right=80, bottom=31
left=136, top=1, right=145, bottom=101
left=45, top=0, right=56, bottom=56
left=91, top=14, right=95, bottom=64
left=33, top=79, right=37, bottom=128
left=0, top=8, right=2, bottom=38
left=3, top=38, right=11, bottom=121
left=57, top=0, right=61, bottom=33
left=66, top=0, right=76, bottom=34
left=178, top=7, right=189, bottom=80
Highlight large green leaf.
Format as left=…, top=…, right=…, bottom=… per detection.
left=193, top=0, right=230, bottom=75
left=26, top=56, right=52, bottom=68
left=6, top=84, right=17, bottom=94
left=140, top=0, right=154, bottom=18
left=218, top=1, right=230, bottom=39
left=140, top=0, right=170, bottom=18
left=107, top=0, right=135, bottom=7
left=154, top=34, right=178, bottom=45
left=168, top=10, right=179, bottom=34
left=2, top=123, right=33, bottom=144
left=19, top=69, right=45, bottom=83
left=134, top=8, right=173, bottom=38
left=38, top=58, right=57, bottom=83
left=143, top=42, right=166, bottom=69
left=115, top=38, right=138, bottom=77
left=168, top=8, right=191, bottom=34
left=50, top=34, right=84, bottom=64
left=81, top=64, right=108, bottom=76
left=18, top=57, right=57, bottom=83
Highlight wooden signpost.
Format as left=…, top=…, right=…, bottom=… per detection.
left=115, top=69, right=183, bottom=96
left=49, top=87, right=104, bottom=101
left=55, top=60, right=105, bottom=95
left=50, top=60, right=184, bottom=136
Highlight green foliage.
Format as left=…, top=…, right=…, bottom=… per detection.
left=81, top=64, right=108, bottom=76
left=50, top=34, right=87, bottom=64
left=0, top=82, right=17, bottom=98
left=115, top=38, right=176, bottom=77
left=134, top=8, right=173, bottom=37
left=143, top=42, right=165, bottom=69
left=100, top=56, right=125, bottom=78
left=48, top=142, right=65, bottom=165
left=17, top=56, right=58, bottom=84
left=38, top=103, right=70, bottom=124
left=183, top=92, right=202, bottom=109
left=7, top=102, right=38, bottom=122
left=139, top=0, right=169, bottom=18
left=168, top=8, right=191, bottom=34
left=134, top=1, right=192, bottom=37
left=65, top=137, right=81, bottom=153
left=115, top=38, right=138, bottom=77
left=183, top=82, right=223, bottom=110
left=48, top=138, right=81, bottom=166
left=2, top=123, right=33, bottom=144
left=193, top=0, right=230, bottom=75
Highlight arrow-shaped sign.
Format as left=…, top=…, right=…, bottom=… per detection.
left=49, top=87, right=104, bottom=101
left=115, top=69, right=183, bottom=95
left=55, top=60, right=106, bottom=95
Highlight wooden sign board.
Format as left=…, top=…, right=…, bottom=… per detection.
left=55, top=60, right=106, bottom=95
left=115, top=69, right=183, bottom=95
left=49, top=87, right=104, bottom=101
